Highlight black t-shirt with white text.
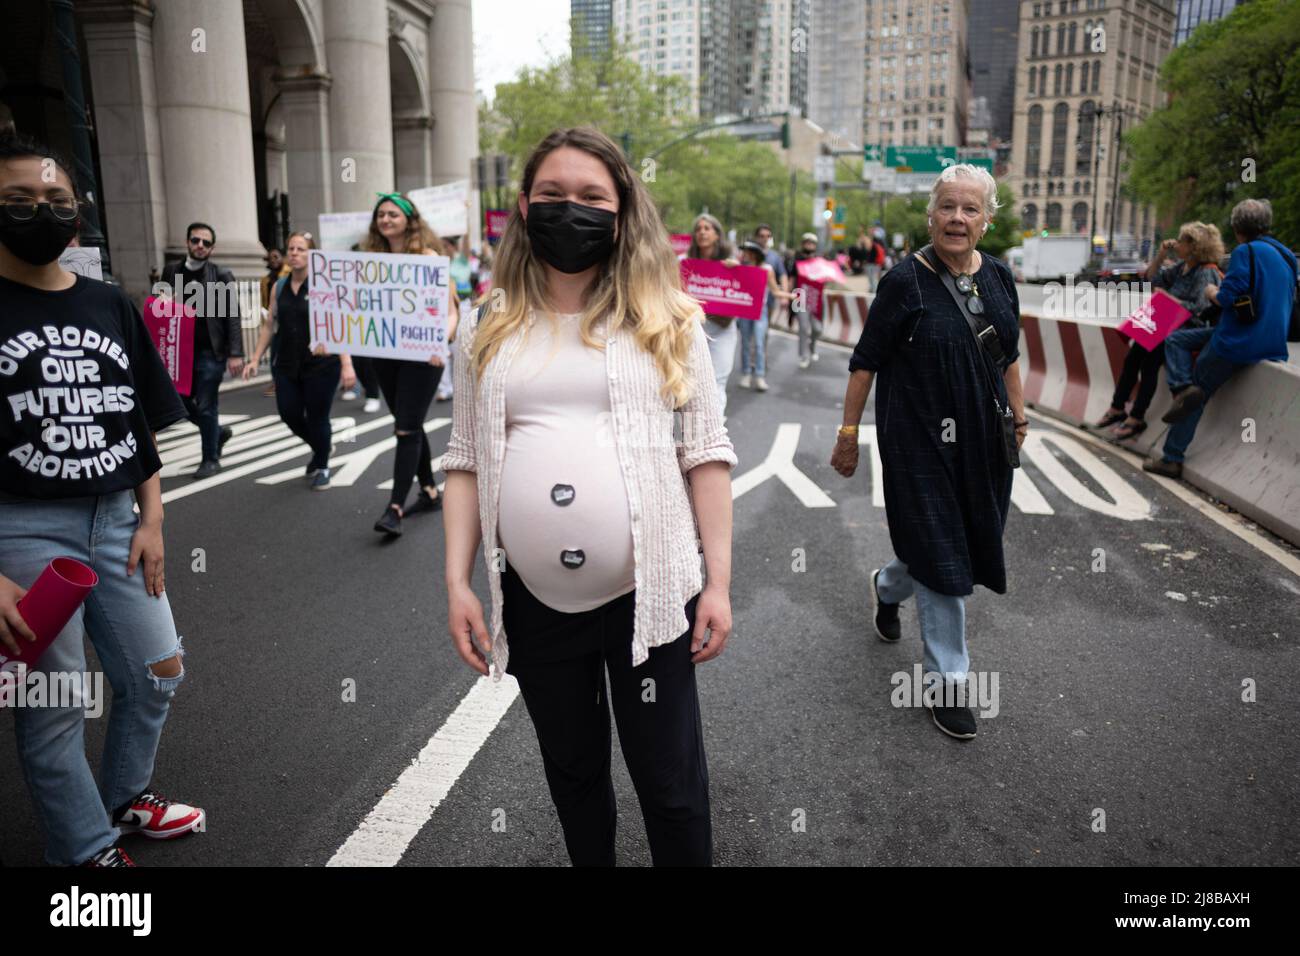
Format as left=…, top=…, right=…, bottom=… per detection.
left=1, top=274, right=186, bottom=499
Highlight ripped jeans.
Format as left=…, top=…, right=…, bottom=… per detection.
left=0, top=489, right=185, bottom=865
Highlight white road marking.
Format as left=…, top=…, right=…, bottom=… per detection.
left=1020, top=432, right=1151, bottom=521
left=732, top=423, right=836, bottom=507
left=255, top=419, right=449, bottom=486
left=328, top=674, right=521, bottom=867
left=1027, top=408, right=1300, bottom=579
left=855, top=426, right=886, bottom=508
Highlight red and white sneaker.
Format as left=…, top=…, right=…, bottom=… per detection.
left=113, top=790, right=205, bottom=840
left=81, top=845, right=136, bottom=867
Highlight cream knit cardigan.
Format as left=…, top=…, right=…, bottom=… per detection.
left=442, top=305, right=738, bottom=679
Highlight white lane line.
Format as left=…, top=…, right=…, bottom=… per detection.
left=328, top=674, right=521, bottom=867
left=732, top=423, right=836, bottom=507
left=1027, top=409, right=1300, bottom=578
left=1021, top=432, right=1151, bottom=521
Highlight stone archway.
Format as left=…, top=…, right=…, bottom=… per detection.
left=389, top=35, right=432, bottom=192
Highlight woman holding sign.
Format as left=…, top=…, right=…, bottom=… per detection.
left=363, top=192, right=459, bottom=536
left=0, top=134, right=204, bottom=865
left=686, top=213, right=740, bottom=413
left=242, top=231, right=355, bottom=489
left=442, top=127, right=736, bottom=866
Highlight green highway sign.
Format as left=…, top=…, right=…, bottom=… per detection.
left=885, top=145, right=957, bottom=173
left=864, top=144, right=883, bottom=163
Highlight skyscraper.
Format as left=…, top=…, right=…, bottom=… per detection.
left=572, top=0, right=615, bottom=58
left=969, top=0, right=1021, bottom=143
left=1174, top=0, right=1242, bottom=44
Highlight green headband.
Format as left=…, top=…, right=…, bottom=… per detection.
left=375, top=192, right=415, bottom=218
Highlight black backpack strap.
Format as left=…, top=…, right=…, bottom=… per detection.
left=918, top=244, right=1008, bottom=371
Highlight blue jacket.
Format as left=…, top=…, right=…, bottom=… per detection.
left=1212, top=237, right=1296, bottom=364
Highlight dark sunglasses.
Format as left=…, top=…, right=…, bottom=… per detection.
left=955, top=272, right=985, bottom=314
left=0, top=198, right=81, bottom=222
left=188, top=236, right=214, bottom=248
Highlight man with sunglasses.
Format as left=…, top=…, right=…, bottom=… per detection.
left=159, top=222, right=244, bottom=478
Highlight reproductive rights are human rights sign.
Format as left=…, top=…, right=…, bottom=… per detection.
left=307, top=249, right=452, bottom=363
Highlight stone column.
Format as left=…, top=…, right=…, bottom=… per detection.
left=274, top=71, right=333, bottom=233
left=77, top=0, right=168, bottom=301
left=151, top=0, right=264, bottom=278
left=393, top=114, right=433, bottom=193
left=427, top=0, right=478, bottom=245
left=322, top=0, right=394, bottom=211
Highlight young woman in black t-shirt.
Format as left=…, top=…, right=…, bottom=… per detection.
left=243, top=231, right=354, bottom=489
left=0, top=134, right=205, bottom=866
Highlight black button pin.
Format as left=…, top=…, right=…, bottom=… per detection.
left=560, top=549, right=585, bottom=569
left=551, top=483, right=576, bottom=506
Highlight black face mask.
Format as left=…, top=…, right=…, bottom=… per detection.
left=525, top=200, right=616, bottom=274
left=0, top=204, right=80, bottom=266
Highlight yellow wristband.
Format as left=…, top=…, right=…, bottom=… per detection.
left=838, top=424, right=859, bottom=435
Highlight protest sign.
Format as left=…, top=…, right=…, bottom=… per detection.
left=59, top=246, right=103, bottom=280
left=408, top=181, right=470, bottom=238
left=307, top=250, right=452, bottom=362
left=795, top=257, right=847, bottom=319
left=1119, top=288, right=1192, bottom=350
left=141, top=295, right=195, bottom=395
left=669, top=233, right=692, bottom=257
left=317, top=212, right=373, bottom=251
left=679, top=258, right=767, bottom=320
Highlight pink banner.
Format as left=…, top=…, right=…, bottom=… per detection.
left=1119, top=288, right=1192, bottom=350
left=679, top=258, right=768, bottom=320
left=485, top=209, right=509, bottom=239
left=142, top=295, right=195, bottom=396
left=795, top=257, right=848, bottom=319
left=669, top=233, right=693, bottom=257
left=836, top=253, right=850, bottom=271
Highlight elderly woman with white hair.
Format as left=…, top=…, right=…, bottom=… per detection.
left=830, top=164, right=1026, bottom=741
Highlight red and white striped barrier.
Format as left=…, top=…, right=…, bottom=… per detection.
left=1017, top=314, right=1134, bottom=426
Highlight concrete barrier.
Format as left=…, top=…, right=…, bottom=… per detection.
left=820, top=287, right=1300, bottom=545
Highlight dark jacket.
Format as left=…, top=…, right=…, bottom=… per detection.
left=159, top=258, right=245, bottom=358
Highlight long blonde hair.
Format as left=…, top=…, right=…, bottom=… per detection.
left=471, top=126, right=702, bottom=407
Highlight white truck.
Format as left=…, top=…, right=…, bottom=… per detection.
left=1020, top=235, right=1091, bottom=282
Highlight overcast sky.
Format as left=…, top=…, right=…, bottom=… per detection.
left=472, top=0, right=573, bottom=104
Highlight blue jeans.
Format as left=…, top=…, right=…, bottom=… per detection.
left=876, top=557, right=969, bottom=685
left=0, top=490, right=185, bottom=865
left=737, top=310, right=768, bottom=377
left=1161, top=327, right=1248, bottom=463
left=182, top=351, right=225, bottom=463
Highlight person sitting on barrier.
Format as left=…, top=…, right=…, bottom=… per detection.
left=1144, top=199, right=1297, bottom=479
left=1095, top=222, right=1223, bottom=441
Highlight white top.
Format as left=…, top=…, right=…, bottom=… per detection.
left=444, top=305, right=738, bottom=678
left=499, top=312, right=636, bottom=612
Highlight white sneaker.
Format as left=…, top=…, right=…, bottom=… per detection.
left=738, top=374, right=752, bottom=389
left=340, top=388, right=359, bottom=401
left=363, top=397, right=381, bottom=413
left=754, top=376, right=769, bottom=392
left=811, top=352, right=820, bottom=363
left=799, top=357, right=811, bottom=369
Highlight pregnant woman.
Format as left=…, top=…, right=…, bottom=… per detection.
left=442, top=126, right=737, bottom=866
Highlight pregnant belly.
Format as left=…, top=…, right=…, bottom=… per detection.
left=498, top=423, right=636, bottom=613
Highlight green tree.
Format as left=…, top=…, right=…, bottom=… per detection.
left=1126, top=0, right=1300, bottom=248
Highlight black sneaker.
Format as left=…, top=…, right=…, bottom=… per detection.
left=218, top=424, right=233, bottom=453
left=193, top=459, right=221, bottom=480
left=926, top=685, right=978, bottom=740
left=311, top=468, right=331, bottom=491
left=305, top=463, right=320, bottom=479
left=871, top=568, right=902, bottom=642
left=81, top=845, right=136, bottom=867
left=404, top=489, right=442, bottom=515
left=373, top=506, right=402, bottom=536
left=1160, top=385, right=1206, bottom=423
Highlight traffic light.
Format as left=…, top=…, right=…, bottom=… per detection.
left=822, top=197, right=836, bottom=221
left=781, top=119, right=791, bottom=149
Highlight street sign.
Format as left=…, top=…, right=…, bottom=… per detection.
left=864, top=144, right=883, bottom=163
left=814, top=155, right=835, bottom=185
left=957, top=148, right=995, bottom=172
left=885, top=145, right=957, bottom=173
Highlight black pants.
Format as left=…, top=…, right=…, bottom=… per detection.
left=273, top=360, right=340, bottom=470
left=1111, top=341, right=1165, bottom=420
left=372, top=358, right=442, bottom=508
left=502, top=563, right=712, bottom=867
left=352, top=355, right=380, bottom=400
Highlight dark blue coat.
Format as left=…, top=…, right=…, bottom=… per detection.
left=849, top=253, right=1021, bottom=596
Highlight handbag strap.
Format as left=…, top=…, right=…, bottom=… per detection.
left=918, top=244, right=1009, bottom=372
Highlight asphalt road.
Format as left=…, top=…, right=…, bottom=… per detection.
left=2, top=329, right=1297, bottom=866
